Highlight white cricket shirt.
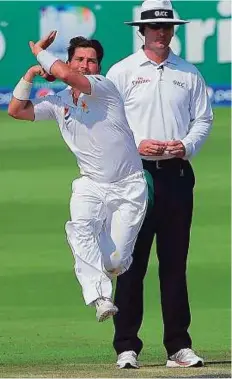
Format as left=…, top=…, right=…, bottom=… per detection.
left=107, top=48, right=213, bottom=160
left=32, top=75, right=142, bottom=182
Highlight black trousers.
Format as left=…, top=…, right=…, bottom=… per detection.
left=113, top=158, right=195, bottom=357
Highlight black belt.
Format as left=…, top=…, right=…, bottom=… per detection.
left=142, top=158, right=189, bottom=171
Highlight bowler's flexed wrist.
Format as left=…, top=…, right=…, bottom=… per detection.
left=32, top=46, right=43, bottom=57
left=37, top=50, right=59, bottom=75
left=24, top=68, right=38, bottom=82
left=24, top=64, right=44, bottom=82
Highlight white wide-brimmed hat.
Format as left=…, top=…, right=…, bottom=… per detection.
left=125, top=0, right=188, bottom=26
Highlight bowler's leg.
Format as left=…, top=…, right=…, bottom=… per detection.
left=102, top=172, right=148, bottom=275
left=65, top=177, right=112, bottom=306
left=110, top=172, right=151, bottom=355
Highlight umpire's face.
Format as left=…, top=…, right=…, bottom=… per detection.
left=144, top=23, right=174, bottom=51
left=68, top=47, right=100, bottom=75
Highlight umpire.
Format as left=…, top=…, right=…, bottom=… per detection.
left=107, top=0, right=213, bottom=369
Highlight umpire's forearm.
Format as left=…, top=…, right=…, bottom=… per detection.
left=181, top=118, right=213, bottom=158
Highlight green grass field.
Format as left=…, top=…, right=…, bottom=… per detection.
left=0, top=108, right=230, bottom=377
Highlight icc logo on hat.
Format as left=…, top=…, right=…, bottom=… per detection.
left=125, top=0, right=188, bottom=26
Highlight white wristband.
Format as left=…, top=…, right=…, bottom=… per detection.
left=37, top=50, right=59, bottom=74
left=13, top=77, right=33, bottom=100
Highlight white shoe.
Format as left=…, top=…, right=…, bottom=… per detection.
left=95, top=297, right=118, bottom=322
left=117, top=350, right=139, bottom=369
left=166, top=348, right=204, bottom=368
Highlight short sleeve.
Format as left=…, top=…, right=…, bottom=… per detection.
left=85, top=75, right=120, bottom=99
left=31, top=95, right=57, bottom=121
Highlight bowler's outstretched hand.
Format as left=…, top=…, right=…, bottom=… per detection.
left=29, top=30, right=57, bottom=57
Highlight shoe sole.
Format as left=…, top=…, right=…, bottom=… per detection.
left=98, top=308, right=118, bottom=322
left=118, top=363, right=139, bottom=369
left=166, top=360, right=204, bottom=368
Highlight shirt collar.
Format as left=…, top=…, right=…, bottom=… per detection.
left=166, top=49, right=179, bottom=66
left=137, top=47, right=178, bottom=67
left=57, top=86, right=86, bottom=107
left=136, top=48, right=150, bottom=66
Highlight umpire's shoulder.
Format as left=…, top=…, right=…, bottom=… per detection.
left=173, top=53, right=200, bottom=76
left=107, top=52, right=137, bottom=76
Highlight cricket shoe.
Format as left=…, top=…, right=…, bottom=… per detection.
left=95, top=297, right=118, bottom=322
left=166, top=348, right=204, bottom=368
left=117, top=351, right=139, bottom=369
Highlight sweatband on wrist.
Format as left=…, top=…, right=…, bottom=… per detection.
left=13, top=77, right=33, bottom=100
left=37, top=50, right=59, bottom=74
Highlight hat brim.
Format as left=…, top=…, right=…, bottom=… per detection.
left=125, top=18, right=188, bottom=26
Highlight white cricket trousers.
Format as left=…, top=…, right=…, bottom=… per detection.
left=65, top=171, right=147, bottom=305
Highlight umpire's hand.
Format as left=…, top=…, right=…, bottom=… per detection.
left=165, top=140, right=186, bottom=158
left=138, top=139, right=167, bottom=156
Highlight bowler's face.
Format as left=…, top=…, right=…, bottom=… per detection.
left=69, top=47, right=99, bottom=75
left=144, top=24, right=174, bottom=50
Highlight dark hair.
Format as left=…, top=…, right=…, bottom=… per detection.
left=139, top=23, right=173, bottom=35
left=67, top=36, right=104, bottom=65
left=139, top=25, right=145, bottom=36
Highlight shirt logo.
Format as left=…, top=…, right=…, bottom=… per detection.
left=64, top=106, right=72, bottom=130
left=173, top=80, right=185, bottom=88
left=64, top=106, right=70, bottom=120
left=81, top=100, right=89, bottom=113
left=132, top=77, right=151, bottom=86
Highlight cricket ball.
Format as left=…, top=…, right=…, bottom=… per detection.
left=45, top=74, right=56, bottom=82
